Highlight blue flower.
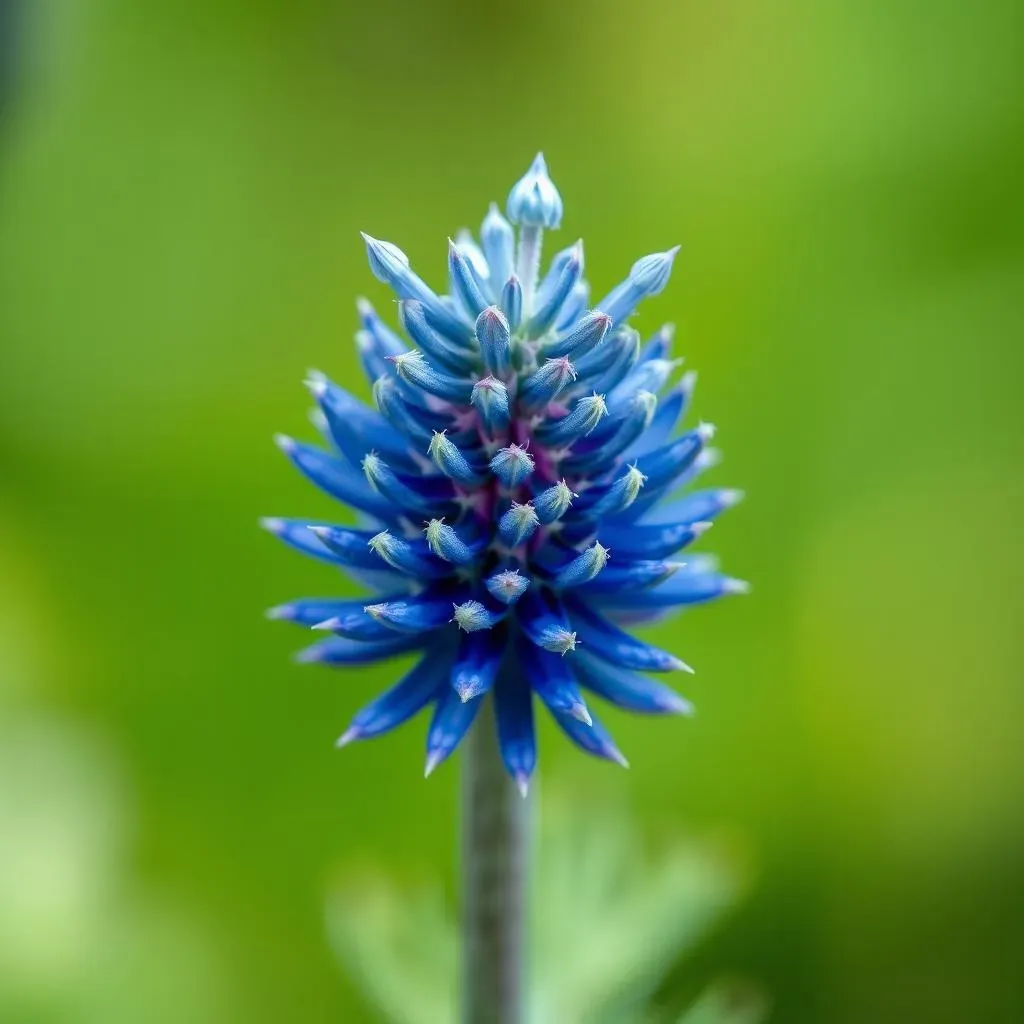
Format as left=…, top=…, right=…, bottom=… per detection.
left=265, top=154, right=746, bottom=790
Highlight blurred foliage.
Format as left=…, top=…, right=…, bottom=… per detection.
left=1, top=0, right=1023, bottom=1021
left=327, top=794, right=765, bottom=1023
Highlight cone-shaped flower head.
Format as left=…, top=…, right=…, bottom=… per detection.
left=265, top=156, right=746, bottom=788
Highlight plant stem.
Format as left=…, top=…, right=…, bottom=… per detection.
left=460, top=694, right=528, bottom=1024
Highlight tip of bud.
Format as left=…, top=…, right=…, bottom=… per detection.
left=725, top=578, right=752, bottom=595
left=697, top=422, right=716, bottom=442
left=608, top=747, right=630, bottom=769
left=259, top=516, right=285, bottom=534
left=303, top=376, right=328, bottom=398
left=335, top=726, right=361, bottom=748
left=310, top=617, right=340, bottom=632
left=264, top=604, right=292, bottom=620
left=691, top=521, right=715, bottom=536
left=424, top=750, right=444, bottom=778
left=570, top=702, right=593, bottom=726
left=514, top=771, right=531, bottom=798
left=720, top=489, right=745, bottom=508
left=363, top=602, right=387, bottom=621
left=273, top=433, right=296, bottom=453
left=669, top=655, right=696, bottom=674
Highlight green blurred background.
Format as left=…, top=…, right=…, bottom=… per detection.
left=1, top=0, right=1022, bottom=1020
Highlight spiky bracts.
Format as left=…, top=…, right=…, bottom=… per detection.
left=265, top=154, right=746, bottom=790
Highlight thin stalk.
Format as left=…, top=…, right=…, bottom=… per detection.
left=460, top=694, right=529, bottom=1024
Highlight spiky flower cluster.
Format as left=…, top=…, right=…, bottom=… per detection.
left=265, top=154, right=745, bottom=790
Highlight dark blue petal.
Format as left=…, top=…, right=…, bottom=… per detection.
left=595, top=520, right=712, bottom=560
left=494, top=669, right=537, bottom=792
left=450, top=629, right=505, bottom=701
left=274, top=436, right=397, bottom=521
left=399, top=300, right=477, bottom=375
left=425, top=686, right=483, bottom=775
left=518, top=639, right=592, bottom=723
left=588, top=571, right=749, bottom=610
left=363, top=453, right=453, bottom=517
left=306, top=374, right=418, bottom=473
left=527, top=243, right=582, bottom=335
left=576, top=559, right=682, bottom=594
left=548, top=704, right=628, bottom=766
left=518, top=587, right=578, bottom=655
left=295, top=632, right=426, bottom=666
left=266, top=596, right=398, bottom=628
left=337, top=648, right=453, bottom=743
left=565, top=597, right=689, bottom=672
left=570, top=648, right=693, bottom=715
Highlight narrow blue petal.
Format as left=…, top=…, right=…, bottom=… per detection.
left=399, top=300, right=476, bottom=375
left=424, top=518, right=485, bottom=564
left=554, top=282, right=590, bottom=332
left=534, top=394, right=608, bottom=447
left=373, top=375, right=444, bottom=447
left=576, top=464, right=647, bottom=516
left=572, top=648, right=693, bottom=715
left=449, top=239, right=490, bottom=318
left=527, top=243, right=582, bottom=335
left=606, top=358, right=681, bottom=413
left=306, top=523, right=396, bottom=570
left=589, top=571, right=749, bottom=610
left=637, top=487, right=743, bottom=527
left=364, top=595, right=458, bottom=634
left=295, top=632, right=426, bottom=667
left=309, top=609, right=398, bottom=642
left=481, top=203, right=515, bottom=292
left=368, top=530, right=452, bottom=579
left=500, top=275, right=523, bottom=332
left=632, top=424, right=714, bottom=491
left=425, top=686, right=483, bottom=775
left=267, top=596, right=398, bottom=628
left=596, top=246, right=679, bottom=324
left=550, top=542, right=610, bottom=589
left=388, top=351, right=474, bottom=405
left=543, top=310, right=612, bottom=360
left=475, top=306, right=512, bottom=377
left=428, top=431, right=486, bottom=487
left=450, top=629, right=505, bottom=701
left=565, top=597, right=689, bottom=672
left=576, top=559, right=682, bottom=593
left=619, top=373, right=695, bottom=461
left=494, top=670, right=537, bottom=791
left=357, top=298, right=406, bottom=357
left=338, top=650, right=453, bottom=743
left=363, top=452, right=453, bottom=517
left=597, top=520, right=712, bottom=560
left=306, top=374, right=416, bottom=472
left=518, top=640, right=592, bottom=723
left=518, top=587, right=578, bottom=654
left=360, top=233, right=469, bottom=340
left=274, top=435, right=396, bottom=521
left=519, top=356, right=577, bottom=411
left=562, top=391, right=656, bottom=474
left=549, top=705, right=628, bottom=766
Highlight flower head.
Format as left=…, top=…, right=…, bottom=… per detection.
left=265, top=156, right=746, bottom=789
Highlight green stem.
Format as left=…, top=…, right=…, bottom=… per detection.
left=460, top=694, right=529, bottom=1024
